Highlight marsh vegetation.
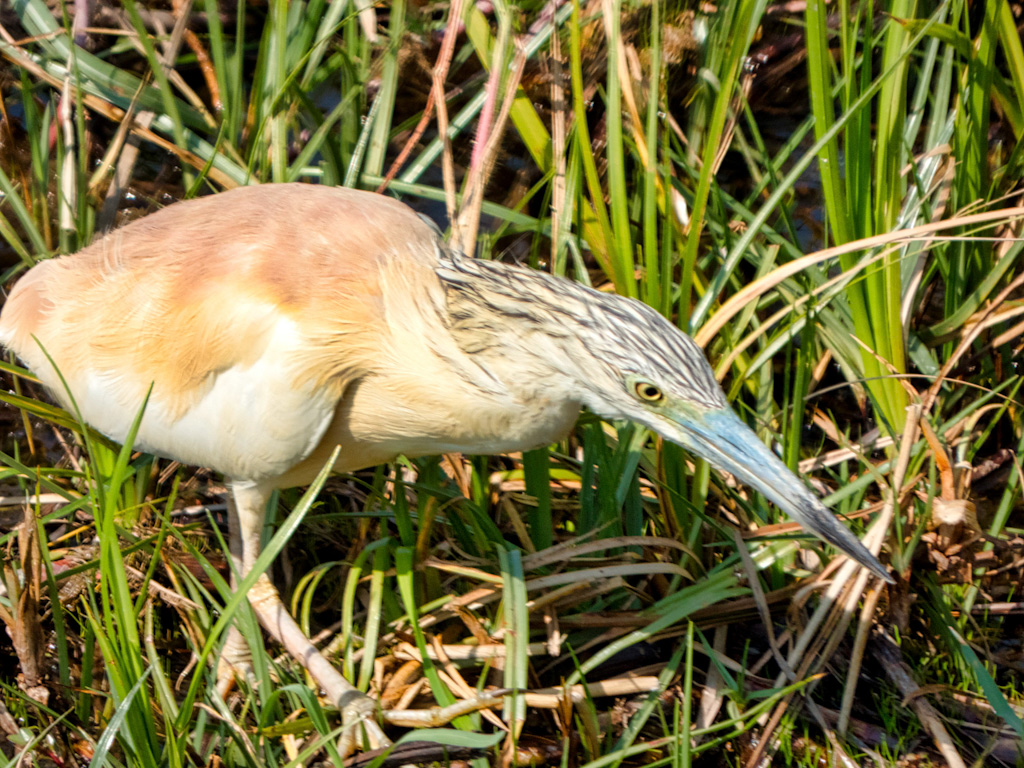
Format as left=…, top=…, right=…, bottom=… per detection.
left=0, top=0, right=1023, bottom=766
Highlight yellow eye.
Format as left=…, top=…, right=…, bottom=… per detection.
left=634, top=381, right=664, bottom=403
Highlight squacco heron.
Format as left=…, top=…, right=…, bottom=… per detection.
left=0, top=183, right=889, bottom=747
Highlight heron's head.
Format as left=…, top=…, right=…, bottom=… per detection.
left=573, top=293, right=890, bottom=582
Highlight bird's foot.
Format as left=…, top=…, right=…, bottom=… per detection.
left=235, top=574, right=508, bottom=755
left=215, top=625, right=255, bottom=700
left=247, top=574, right=390, bottom=754
left=380, top=689, right=508, bottom=727
left=212, top=622, right=384, bottom=754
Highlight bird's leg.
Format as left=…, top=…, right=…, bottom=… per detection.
left=216, top=491, right=256, bottom=695
left=220, top=481, right=390, bottom=755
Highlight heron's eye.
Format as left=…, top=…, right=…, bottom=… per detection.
left=634, top=381, right=665, bottom=403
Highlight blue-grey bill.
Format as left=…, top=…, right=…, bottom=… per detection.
left=666, top=407, right=892, bottom=583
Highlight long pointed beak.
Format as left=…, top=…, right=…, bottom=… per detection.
left=660, top=407, right=892, bottom=583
